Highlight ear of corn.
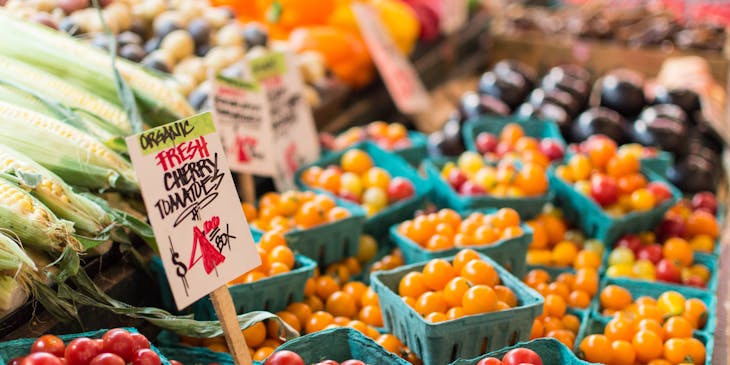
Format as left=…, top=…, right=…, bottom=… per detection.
left=0, top=10, right=195, bottom=126
left=0, top=144, right=113, bottom=235
left=0, top=84, right=128, bottom=153
left=0, top=231, right=36, bottom=273
left=0, top=176, right=80, bottom=252
left=0, top=275, right=28, bottom=312
left=0, top=55, right=132, bottom=133
left=0, top=101, right=138, bottom=191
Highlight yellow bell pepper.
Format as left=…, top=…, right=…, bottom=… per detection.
left=369, top=0, right=420, bottom=55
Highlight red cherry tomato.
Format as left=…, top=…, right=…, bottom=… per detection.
left=31, top=335, right=66, bottom=357
left=9, top=357, right=24, bottom=365
left=590, top=175, right=618, bottom=206
left=129, top=333, right=150, bottom=352
left=313, top=361, right=339, bottom=365
left=476, top=357, right=503, bottom=365
left=102, top=329, right=135, bottom=362
left=501, top=348, right=543, bottom=365
left=168, top=361, right=183, bottom=365
left=131, top=349, right=161, bottom=365
left=65, top=338, right=102, bottom=365
left=647, top=182, right=673, bottom=205
left=89, top=353, right=125, bottom=365
left=387, top=177, right=415, bottom=203
left=340, top=361, right=366, bottom=365
left=20, top=353, right=63, bottom=365
left=263, top=351, right=305, bottom=365
left=656, top=258, right=682, bottom=283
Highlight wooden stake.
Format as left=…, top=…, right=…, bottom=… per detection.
left=209, top=286, right=253, bottom=365
left=238, top=173, right=256, bottom=204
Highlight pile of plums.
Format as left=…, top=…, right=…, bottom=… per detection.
left=428, top=59, right=724, bottom=193
left=501, top=4, right=726, bottom=51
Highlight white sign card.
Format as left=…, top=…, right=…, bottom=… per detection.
left=441, top=0, right=468, bottom=34
left=244, top=48, right=321, bottom=191
left=352, top=2, right=430, bottom=115
left=211, top=73, right=277, bottom=176
left=125, top=112, right=260, bottom=310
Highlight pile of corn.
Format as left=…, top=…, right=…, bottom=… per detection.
left=0, top=10, right=194, bottom=314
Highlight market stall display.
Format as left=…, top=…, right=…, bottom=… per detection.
left=0, top=0, right=727, bottom=364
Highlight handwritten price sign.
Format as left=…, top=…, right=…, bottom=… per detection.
left=212, top=73, right=276, bottom=176
left=126, top=112, right=260, bottom=310
left=352, top=3, right=430, bottom=115
left=247, top=49, right=320, bottom=191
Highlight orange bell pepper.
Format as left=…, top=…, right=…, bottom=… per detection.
left=289, top=26, right=374, bottom=88
left=264, top=0, right=336, bottom=31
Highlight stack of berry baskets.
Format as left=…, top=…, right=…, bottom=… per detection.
left=370, top=250, right=544, bottom=365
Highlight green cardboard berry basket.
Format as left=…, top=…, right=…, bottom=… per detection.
left=640, top=150, right=673, bottom=177
left=424, top=158, right=553, bottom=219
left=270, top=327, right=411, bottom=365
left=0, top=328, right=170, bottom=365
left=151, top=254, right=316, bottom=319
left=390, top=220, right=533, bottom=278
left=158, top=345, right=234, bottom=365
left=250, top=195, right=366, bottom=266
left=448, top=337, right=593, bottom=365
left=370, top=253, right=544, bottom=365
left=548, top=165, right=682, bottom=245
left=574, top=315, right=714, bottom=365
left=295, top=141, right=432, bottom=240
left=589, top=277, right=717, bottom=335
left=462, top=116, right=566, bottom=153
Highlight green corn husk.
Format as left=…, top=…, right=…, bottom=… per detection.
left=0, top=176, right=80, bottom=252
left=0, top=9, right=195, bottom=126
left=0, top=231, right=36, bottom=273
left=0, top=101, right=138, bottom=191
left=0, top=83, right=128, bottom=153
left=0, top=55, right=132, bottom=133
left=0, top=144, right=113, bottom=235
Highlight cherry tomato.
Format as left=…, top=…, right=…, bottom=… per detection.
left=656, top=259, right=682, bottom=283
left=313, top=361, right=339, bottom=365
left=130, top=350, right=161, bottom=365
left=691, top=192, right=717, bottom=215
left=476, top=357, right=503, bottom=365
left=20, top=353, right=63, bottom=365
left=31, top=335, right=65, bottom=357
left=89, top=354, right=125, bottom=365
left=501, top=348, right=543, bottom=365
left=386, top=177, right=415, bottom=203
left=65, top=338, right=103, bottom=365
left=102, top=329, right=135, bottom=362
left=9, top=357, right=24, bottom=365
left=263, top=351, right=305, bottom=365
left=647, top=182, right=673, bottom=205
left=340, top=361, right=366, bottom=365
left=168, top=361, right=183, bottom=365
left=590, top=175, right=619, bottom=207
left=129, top=333, right=150, bottom=352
